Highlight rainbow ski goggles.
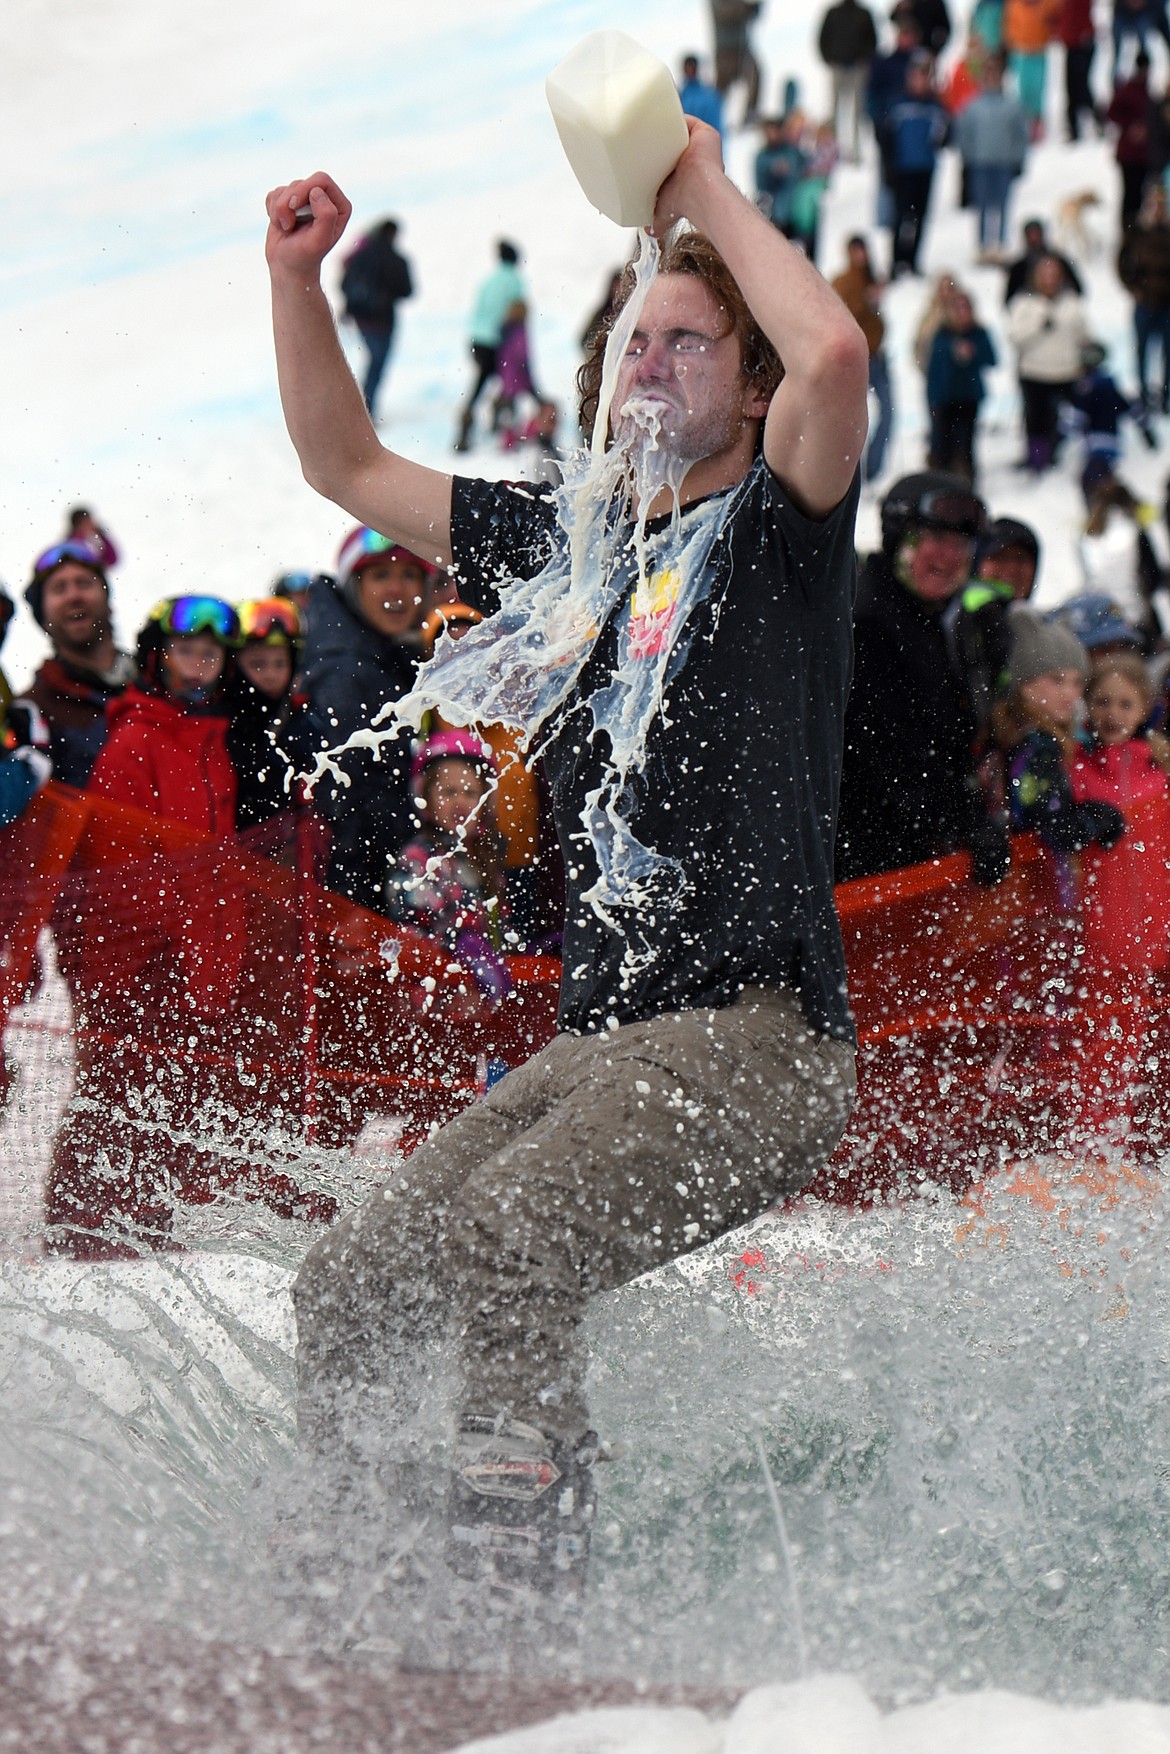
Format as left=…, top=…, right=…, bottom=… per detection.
left=148, top=595, right=242, bottom=646
left=238, top=597, right=304, bottom=644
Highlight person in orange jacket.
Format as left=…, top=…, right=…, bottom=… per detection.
left=1004, top=0, right=1062, bottom=134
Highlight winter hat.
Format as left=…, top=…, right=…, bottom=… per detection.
left=979, top=516, right=1040, bottom=571
left=1006, top=604, right=1089, bottom=687
left=410, top=728, right=495, bottom=797
left=880, top=472, right=986, bottom=555
left=1053, top=592, right=1144, bottom=653
left=24, top=539, right=107, bottom=631
left=336, top=527, right=437, bottom=615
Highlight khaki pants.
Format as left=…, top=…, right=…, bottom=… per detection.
left=294, top=987, right=855, bottom=1452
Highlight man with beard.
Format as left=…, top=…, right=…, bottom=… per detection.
left=23, top=541, right=136, bottom=786
left=265, top=119, right=867, bottom=1661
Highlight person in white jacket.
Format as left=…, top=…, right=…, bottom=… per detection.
left=1005, top=253, right=1091, bottom=471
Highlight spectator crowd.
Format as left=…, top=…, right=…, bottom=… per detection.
left=0, top=519, right=566, bottom=1003
left=8, top=0, right=1170, bottom=1247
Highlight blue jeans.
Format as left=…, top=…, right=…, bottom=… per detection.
left=865, top=352, right=894, bottom=481
left=356, top=323, right=394, bottom=416
left=968, top=163, right=1015, bottom=248
left=1136, top=304, right=1170, bottom=409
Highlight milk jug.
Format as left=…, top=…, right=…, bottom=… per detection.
left=545, top=31, right=690, bottom=230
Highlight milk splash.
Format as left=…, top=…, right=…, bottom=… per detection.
left=311, top=231, right=736, bottom=969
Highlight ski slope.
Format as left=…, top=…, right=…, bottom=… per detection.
left=5, top=2, right=1170, bottom=1747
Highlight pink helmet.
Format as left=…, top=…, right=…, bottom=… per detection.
left=410, top=728, right=495, bottom=794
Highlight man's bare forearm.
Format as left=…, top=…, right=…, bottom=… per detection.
left=266, top=174, right=453, bottom=564
left=270, top=266, right=381, bottom=500
left=651, top=124, right=868, bottom=512
left=687, top=168, right=863, bottom=387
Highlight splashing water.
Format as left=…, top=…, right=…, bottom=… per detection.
left=4, top=1104, right=1170, bottom=1729
left=3, top=253, right=1169, bottom=1747
left=310, top=231, right=736, bottom=971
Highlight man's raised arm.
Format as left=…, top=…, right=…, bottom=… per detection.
left=651, top=122, right=870, bottom=519
left=265, top=173, right=453, bottom=566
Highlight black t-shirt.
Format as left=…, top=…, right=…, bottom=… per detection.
left=450, top=460, right=859, bottom=1044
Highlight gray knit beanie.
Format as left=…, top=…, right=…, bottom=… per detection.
left=1006, top=604, right=1089, bottom=686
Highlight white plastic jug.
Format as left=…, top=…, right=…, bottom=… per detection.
left=545, top=31, right=690, bottom=230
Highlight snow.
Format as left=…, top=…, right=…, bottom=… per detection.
left=6, top=0, right=1159, bottom=688
left=447, top=1676, right=1170, bottom=1752
left=5, top=0, right=1170, bottom=1745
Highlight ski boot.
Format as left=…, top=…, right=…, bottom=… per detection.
left=446, top=1415, right=599, bottom=1674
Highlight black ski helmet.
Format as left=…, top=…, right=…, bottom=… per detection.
left=880, top=471, right=987, bottom=555
left=980, top=515, right=1041, bottom=573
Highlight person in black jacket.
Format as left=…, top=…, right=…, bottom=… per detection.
left=1003, top=217, right=1084, bottom=304
left=302, top=528, right=433, bottom=909
left=340, top=218, right=413, bottom=420
left=818, top=0, right=879, bottom=159
left=836, top=470, right=1006, bottom=882
left=225, top=597, right=316, bottom=831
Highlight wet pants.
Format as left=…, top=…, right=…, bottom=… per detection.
left=293, top=986, right=856, bottom=1455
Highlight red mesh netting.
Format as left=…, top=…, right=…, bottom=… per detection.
left=2, top=785, right=1167, bottom=1252
left=0, top=786, right=560, bottom=1257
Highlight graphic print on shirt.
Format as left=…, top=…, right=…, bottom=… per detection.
left=627, top=567, right=681, bottom=661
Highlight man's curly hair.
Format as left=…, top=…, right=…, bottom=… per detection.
left=576, top=229, right=784, bottom=445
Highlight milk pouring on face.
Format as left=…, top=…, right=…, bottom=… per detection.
left=545, top=31, right=690, bottom=229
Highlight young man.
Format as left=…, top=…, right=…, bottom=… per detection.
left=23, top=541, right=136, bottom=787
left=265, top=118, right=868, bottom=1658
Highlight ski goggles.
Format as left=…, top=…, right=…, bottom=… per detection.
left=150, top=595, right=242, bottom=646
left=915, top=489, right=985, bottom=539
left=33, top=539, right=106, bottom=576
left=237, top=597, right=304, bottom=644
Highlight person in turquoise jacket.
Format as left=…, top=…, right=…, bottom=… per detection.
left=455, top=241, right=528, bottom=451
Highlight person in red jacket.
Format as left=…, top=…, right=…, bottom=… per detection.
left=47, top=595, right=337, bottom=1257
left=1107, top=51, right=1155, bottom=232
left=88, top=595, right=239, bottom=832
left=1059, top=0, right=1097, bottom=141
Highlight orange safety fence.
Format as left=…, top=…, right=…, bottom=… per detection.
left=818, top=793, right=1170, bottom=1202
left=2, top=783, right=1168, bottom=1251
